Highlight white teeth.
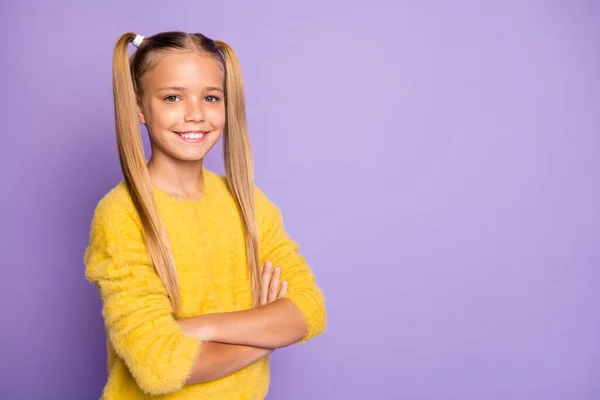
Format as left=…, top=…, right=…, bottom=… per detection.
left=181, top=133, right=204, bottom=139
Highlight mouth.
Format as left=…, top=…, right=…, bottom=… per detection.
left=174, top=130, right=209, bottom=143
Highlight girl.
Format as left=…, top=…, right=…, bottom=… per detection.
left=84, top=31, right=326, bottom=399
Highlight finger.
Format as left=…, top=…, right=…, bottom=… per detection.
left=259, top=266, right=265, bottom=306
left=268, top=266, right=280, bottom=303
left=260, top=261, right=272, bottom=305
left=267, top=266, right=280, bottom=303
left=278, top=281, right=288, bottom=298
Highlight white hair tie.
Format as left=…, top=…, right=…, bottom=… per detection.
left=132, top=35, right=145, bottom=48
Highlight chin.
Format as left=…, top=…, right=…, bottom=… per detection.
left=176, top=152, right=208, bottom=162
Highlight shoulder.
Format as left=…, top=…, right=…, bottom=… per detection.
left=90, top=181, right=142, bottom=234
left=254, top=185, right=276, bottom=211
left=85, top=181, right=146, bottom=268
left=254, top=185, right=285, bottom=232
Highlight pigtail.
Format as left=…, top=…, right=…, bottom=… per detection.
left=112, top=33, right=182, bottom=313
left=215, top=41, right=262, bottom=308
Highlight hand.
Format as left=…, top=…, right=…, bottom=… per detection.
left=260, top=260, right=287, bottom=306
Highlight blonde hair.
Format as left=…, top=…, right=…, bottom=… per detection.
left=112, top=31, right=261, bottom=313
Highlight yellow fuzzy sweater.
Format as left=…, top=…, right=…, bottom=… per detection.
left=84, top=168, right=326, bottom=399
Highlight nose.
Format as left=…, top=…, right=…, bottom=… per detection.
left=184, top=98, right=205, bottom=123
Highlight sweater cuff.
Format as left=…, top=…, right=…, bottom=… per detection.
left=283, top=292, right=326, bottom=343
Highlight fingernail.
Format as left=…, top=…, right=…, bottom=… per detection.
left=275, top=267, right=280, bottom=273
left=282, top=281, right=287, bottom=285
left=266, top=260, right=272, bottom=267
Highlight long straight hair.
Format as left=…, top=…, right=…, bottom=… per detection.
left=112, top=31, right=261, bottom=313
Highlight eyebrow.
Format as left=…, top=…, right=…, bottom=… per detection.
left=157, top=85, right=224, bottom=92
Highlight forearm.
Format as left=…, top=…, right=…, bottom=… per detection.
left=180, top=299, right=307, bottom=349
left=185, top=341, right=272, bottom=385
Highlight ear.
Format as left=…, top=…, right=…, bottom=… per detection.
left=136, top=98, right=147, bottom=124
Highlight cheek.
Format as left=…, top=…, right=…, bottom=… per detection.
left=149, top=104, right=181, bottom=128
left=208, top=105, right=226, bottom=129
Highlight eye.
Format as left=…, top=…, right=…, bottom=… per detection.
left=164, top=95, right=180, bottom=103
left=205, top=95, right=221, bottom=103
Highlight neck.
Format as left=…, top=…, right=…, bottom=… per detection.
left=147, top=153, right=205, bottom=200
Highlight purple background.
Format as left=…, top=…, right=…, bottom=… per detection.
left=2, top=1, right=599, bottom=399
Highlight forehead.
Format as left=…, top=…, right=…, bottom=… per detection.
left=142, top=51, right=224, bottom=90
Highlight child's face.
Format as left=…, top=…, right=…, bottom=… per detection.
left=136, top=51, right=226, bottom=163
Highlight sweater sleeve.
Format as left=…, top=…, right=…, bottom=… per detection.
left=255, top=188, right=327, bottom=343
left=84, top=196, right=201, bottom=395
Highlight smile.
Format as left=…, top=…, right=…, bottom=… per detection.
left=174, top=131, right=208, bottom=143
